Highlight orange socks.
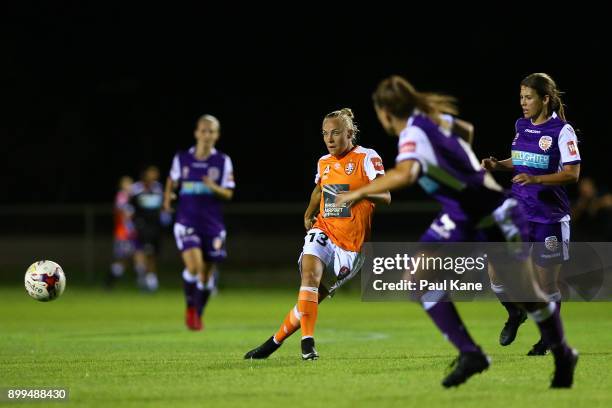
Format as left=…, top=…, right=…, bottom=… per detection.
left=273, top=305, right=301, bottom=343
left=297, top=286, right=319, bottom=339
left=272, top=286, right=319, bottom=344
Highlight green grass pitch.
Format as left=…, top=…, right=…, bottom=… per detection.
left=1, top=286, right=611, bottom=408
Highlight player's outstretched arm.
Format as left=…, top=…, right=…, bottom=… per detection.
left=481, top=157, right=514, bottom=172
left=365, top=174, right=391, bottom=205
left=336, top=160, right=419, bottom=206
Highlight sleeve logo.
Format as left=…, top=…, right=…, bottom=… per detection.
left=399, top=141, right=416, bottom=153
left=371, top=157, right=384, bottom=171
left=567, top=140, right=577, bottom=156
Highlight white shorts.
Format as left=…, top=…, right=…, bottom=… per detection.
left=298, top=228, right=364, bottom=293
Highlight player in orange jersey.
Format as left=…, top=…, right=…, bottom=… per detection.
left=244, top=108, right=391, bottom=360
left=106, top=175, right=136, bottom=288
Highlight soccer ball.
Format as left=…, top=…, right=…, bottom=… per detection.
left=24, top=260, right=66, bottom=302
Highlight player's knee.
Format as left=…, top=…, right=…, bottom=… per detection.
left=195, top=265, right=206, bottom=277
left=201, top=263, right=214, bottom=279
left=301, top=275, right=320, bottom=287
left=541, top=282, right=560, bottom=298
left=185, top=264, right=199, bottom=276
left=537, top=273, right=558, bottom=293
left=300, top=255, right=323, bottom=286
left=301, top=268, right=321, bottom=286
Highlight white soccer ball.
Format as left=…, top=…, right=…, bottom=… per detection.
left=24, top=260, right=66, bottom=302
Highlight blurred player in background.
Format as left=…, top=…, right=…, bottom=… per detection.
left=482, top=73, right=581, bottom=355
left=336, top=75, right=577, bottom=388
left=244, top=108, right=390, bottom=360
left=131, top=165, right=168, bottom=292
left=572, top=177, right=612, bottom=241
left=164, top=114, right=235, bottom=331
left=107, top=176, right=135, bottom=288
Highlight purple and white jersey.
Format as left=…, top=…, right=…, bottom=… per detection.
left=511, top=112, right=581, bottom=223
left=396, top=112, right=506, bottom=222
left=169, top=147, right=235, bottom=236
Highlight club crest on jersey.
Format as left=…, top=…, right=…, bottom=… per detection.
left=538, top=136, right=553, bottom=152
left=207, top=167, right=220, bottom=182
left=545, top=236, right=559, bottom=252
left=344, top=161, right=355, bottom=175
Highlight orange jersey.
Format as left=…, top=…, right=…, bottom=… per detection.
left=113, top=190, right=134, bottom=240
left=313, top=145, right=385, bottom=252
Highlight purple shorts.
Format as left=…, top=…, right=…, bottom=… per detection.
left=420, top=199, right=529, bottom=245
left=113, top=239, right=135, bottom=259
left=420, top=213, right=487, bottom=242
left=133, top=225, right=161, bottom=255
left=528, top=220, right=570, bottom=267
left=173, top=222, right=227, bottom=262
left=133, top=238, right=160, bottom=256
left=419, top=199, right=531, bottom=265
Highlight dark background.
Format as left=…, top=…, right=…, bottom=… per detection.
left=3, top=4, right=610, bottom=204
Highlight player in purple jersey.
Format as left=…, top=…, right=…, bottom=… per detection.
left=337, top=75, right=578, bottom=388
left=482, top=73, right=581, bottom=355
left=163, top=114, right=235, bottom=331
